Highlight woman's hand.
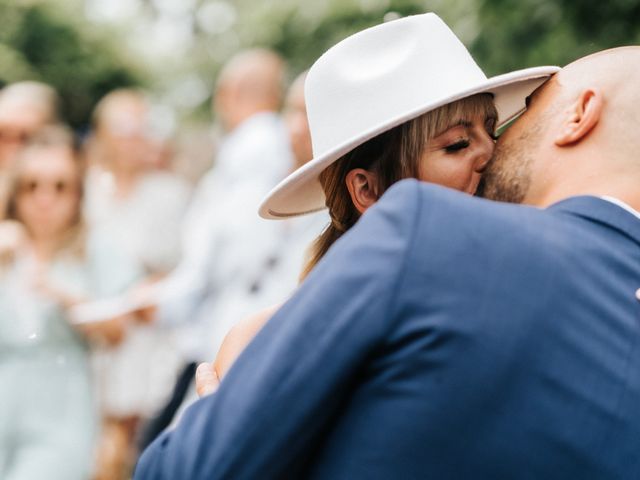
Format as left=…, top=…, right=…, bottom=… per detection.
left=30, top=265, right=129, bottom=345
left=195, top=303, right=282, bottom=398
left=196, top=362, right=220, bottom=397
left=76, top=315, right=128, bottom=346
left=127, top=277, right=163, bottom=324
left=0, top=220, right=27, bottom=264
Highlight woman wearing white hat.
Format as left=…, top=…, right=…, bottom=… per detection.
left=199, top=12, right=559, bottom=388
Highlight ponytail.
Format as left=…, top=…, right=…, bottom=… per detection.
left=300, top=218, right=349, bottom=280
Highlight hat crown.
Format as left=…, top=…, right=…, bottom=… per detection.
left=305, top=13, right=488, bottom=158
left=259, top=12, right=558, bottom=219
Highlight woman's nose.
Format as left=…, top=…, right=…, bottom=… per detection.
left=33, top=188, right=57, bottom=207
left=475, top=131, right=495, bottom=173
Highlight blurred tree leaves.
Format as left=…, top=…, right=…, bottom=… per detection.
left=0, top=0, right=142, bottom=128
left=472, top=0, right=640, bottom=75
left=0, top=0, right=639, bottom=126
left=269, top=1, right=429, bottom=75
left=232, top=0, right=640, bottom=78
left=189, top=0, right=639, bottom=109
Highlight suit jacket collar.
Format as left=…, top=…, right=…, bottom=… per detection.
left=548, top=195, right=640, bottom=246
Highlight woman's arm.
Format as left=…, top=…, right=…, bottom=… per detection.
left=214, top=303, right=281, bottom=379
left=195, top=304, right=282, bottom=397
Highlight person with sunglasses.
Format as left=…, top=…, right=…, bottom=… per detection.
left=0, top=125, right=142, bottom=480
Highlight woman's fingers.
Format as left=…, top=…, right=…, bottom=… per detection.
left=76, top=316, right=127, bottom=346
left=196, top=362, right=220, bottom=397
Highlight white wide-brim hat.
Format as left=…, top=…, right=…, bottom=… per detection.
left=259, top=13, right=559, bottom=219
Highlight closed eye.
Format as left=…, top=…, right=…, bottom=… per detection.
left=445, top=140, right=470, bottom=153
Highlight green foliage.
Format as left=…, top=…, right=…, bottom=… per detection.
left=226, top=0, right=640, bottom=79
left=192, top=0, right=639, bottom=91
left=269, top=2, right=429, bottom=74
left=1, top=0, right=639, bottom=125
left=472, top=0, right=640, bottom=74
left=0, top=0, right=142, bottom=128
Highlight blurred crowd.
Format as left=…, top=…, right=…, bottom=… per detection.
left=0, top=48, right=327, bottom=480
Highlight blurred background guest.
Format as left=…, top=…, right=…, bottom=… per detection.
left=284, top=72, right=314, bottom=173
left=85, top=89, right=191, bottom=274
left=0, top=81, right=62, bottom=216
left=0, top=126, right=141, bottom=480
left=151, top=48, right=291, bottom=357
left=263, top=69, right=328, bottom=284
left=137, top=49, right=309, bottom=446
left=83, top=89, right=191, bottom=480
left=211, top=71, right=329, bottom=378
left=0, top=81, right=61, bottom=170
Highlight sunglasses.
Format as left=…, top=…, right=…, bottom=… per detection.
left=0, top=129, right=31, bottom=145
left=17, top=178, right=79, bottom=197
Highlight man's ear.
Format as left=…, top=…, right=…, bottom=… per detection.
left=345, top=168, right=379, bottom=214
left=555, top=89, right=603, bottom=146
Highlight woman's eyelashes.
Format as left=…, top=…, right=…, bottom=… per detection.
left=442, top=118, right=497, bottom=153
left=444, top=139, right=470, bottom=153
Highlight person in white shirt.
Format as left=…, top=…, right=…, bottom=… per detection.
left=153, top=49, right=292, bottom=356
left=209, top=71, right=330, bottom=377
left=134, top=50, right=288, bottom=441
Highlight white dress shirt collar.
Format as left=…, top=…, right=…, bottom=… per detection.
left=600, top=196, right=640, bottom=220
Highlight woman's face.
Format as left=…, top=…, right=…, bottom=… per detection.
left=15, top=146, right=81, bottom=239
left=98, top=98, right=153, bottom=173
left=418, top=113, right=496, bottom=195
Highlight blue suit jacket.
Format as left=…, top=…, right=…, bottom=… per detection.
left=136, top=179, right=640, bottom=479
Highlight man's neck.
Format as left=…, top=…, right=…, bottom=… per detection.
left=532, top=175, right=640, bottom=213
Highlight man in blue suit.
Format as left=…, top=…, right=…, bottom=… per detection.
left=135, top=48, right=640, bottom=479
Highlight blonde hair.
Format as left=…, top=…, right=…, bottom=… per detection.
left=4, top=125, right=86, bottom=258
left=301, top=93, right=497, bottom=279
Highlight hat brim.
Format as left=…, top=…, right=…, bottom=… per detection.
left=259, top=65, right=560, bottom=219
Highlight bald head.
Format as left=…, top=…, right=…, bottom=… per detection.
left=556, top=46, right=640, bottom=134
left=0, top=81, right=61, bottom=124
left=559, top=46, right=640, bottom=87
left=0, top=81, right=61, bottom=170
left=214, top=49, right=285, bottom=131
left=481, top=46, right=640, bottom=210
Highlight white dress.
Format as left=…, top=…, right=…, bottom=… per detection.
left=85, top=170, right=192, bottom=418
